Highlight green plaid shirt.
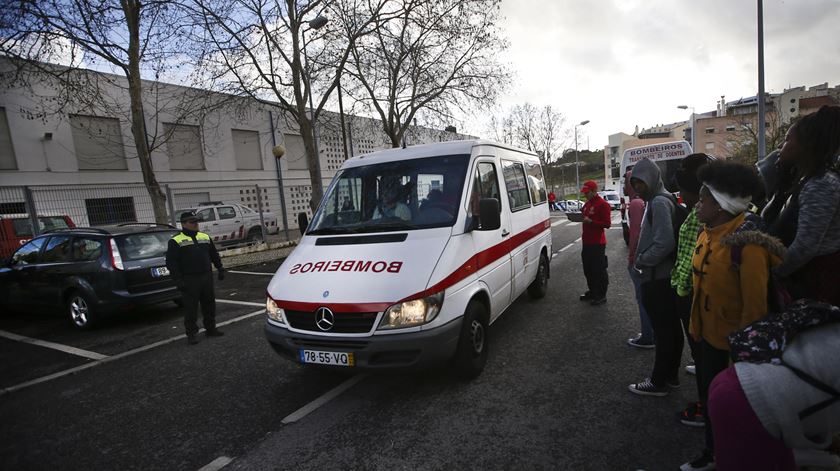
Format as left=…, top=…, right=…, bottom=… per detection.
left=670, top=208, right=701, bottom=296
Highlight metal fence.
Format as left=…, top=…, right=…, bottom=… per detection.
left=0, top=181, right=290, bottom=250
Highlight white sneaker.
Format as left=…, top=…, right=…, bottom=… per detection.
left=685, top=364, right=696, bottom=375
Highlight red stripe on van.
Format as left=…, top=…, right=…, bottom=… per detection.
left=269, top=219, right=550, bottom=313
left=402, top=218, right=550, bottom=302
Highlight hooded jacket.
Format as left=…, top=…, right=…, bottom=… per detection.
left=631, top=158, right=676, bottom=281
left=689, top=213, right=786, bottom=350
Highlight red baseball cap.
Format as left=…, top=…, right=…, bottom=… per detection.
left=580, top=180, right=598, bottom=194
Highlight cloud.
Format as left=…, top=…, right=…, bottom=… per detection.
left=463, top=0, right=840, bottom=149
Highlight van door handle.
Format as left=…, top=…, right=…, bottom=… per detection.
left=501, top=229, right=510, bottom=237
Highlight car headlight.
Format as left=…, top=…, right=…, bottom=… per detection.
left=266, top=297, right=285, bottom=324
left=378, top=291, right=444, bottom=330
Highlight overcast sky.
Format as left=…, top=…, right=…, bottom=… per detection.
left=466, top=0, right=840, bottom=152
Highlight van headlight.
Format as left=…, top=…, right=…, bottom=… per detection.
left=378, top=291, right=444, bottom=330
left=266, top=297, right=285, bottom=324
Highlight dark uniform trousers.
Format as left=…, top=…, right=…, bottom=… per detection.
left=181, top=271, right=216, bottom=335
left=581, top=244, right=608, bottom=297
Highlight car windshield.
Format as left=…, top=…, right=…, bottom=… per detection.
left=308, top=154, right=470, bottom=235
left=117, top=231, right=177, bottom=261
left=604, top=194, right=619, bottom=201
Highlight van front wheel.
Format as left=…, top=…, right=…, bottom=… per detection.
left=527, top=253, right=549, bottom=299
left=453, top=301, right=488, bottom=378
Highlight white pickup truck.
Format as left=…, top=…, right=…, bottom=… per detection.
left=176, top=202, right=279, bottom=244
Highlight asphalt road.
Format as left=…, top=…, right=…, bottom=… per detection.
left=0, top=212, right=702, bottom=471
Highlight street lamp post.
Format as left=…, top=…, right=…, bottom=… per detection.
left=677, top=105, right=695, bottom=151
left=757, top=0, right=766, bottom=162
left=301, top=15, right=329, bottom=178
left=574, top=120, right=589, bottom=198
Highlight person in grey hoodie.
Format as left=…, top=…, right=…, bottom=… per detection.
left=627, top=158, right=682, bottom=396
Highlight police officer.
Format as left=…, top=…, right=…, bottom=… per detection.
left=166, top=210, right=226, bottom=345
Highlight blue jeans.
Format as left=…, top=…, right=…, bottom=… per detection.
left=628, top=265, right=654, bottom=344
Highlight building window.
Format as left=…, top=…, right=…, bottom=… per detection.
left=70, top=115, right=127, bottom=170
left=0, top=107, right=17, bottom=170
left=232, top=129, right=263, bottom=170
left=705, top=143, right=715, bottom=151
left=85, top=197, right=136, bottom=225
left=705, top=127, right=715, bottom=134
left=725, top=125, right=736, bottom=132
left=0, top=202, right=25, bottom=213
left=164, top=123, right=204, bottom=170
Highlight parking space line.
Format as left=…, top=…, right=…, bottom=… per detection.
left=198, top=456, right=233, bottom=471
left=282, top=373, right=368, bottom=424
left=567, top=222, right=580, bottom=226
left=227, top=270, right=274, bottom=276
left=0, top=330, right=108, bottom=360
left=559, top=243, right=576, bottom=252
left=550, top=220, right=568, bottom=227
left=1, top=308, right=265, bottom=396
left=216, top=299, right=264, bottom=307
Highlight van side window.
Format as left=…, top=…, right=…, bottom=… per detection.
left=501, top=160, right=531, bottom=211
left=525, top=162, right=547, bottom=205
left=470, top=162, right=501, bottom=224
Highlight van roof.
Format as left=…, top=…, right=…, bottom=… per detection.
left=342, top=139, right=537, bottom=168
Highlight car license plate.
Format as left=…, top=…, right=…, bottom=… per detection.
left=151, top=266, right=170, bottom=277
left=299, top=349, right=354, bottom=367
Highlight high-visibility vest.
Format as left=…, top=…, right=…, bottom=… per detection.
left=171, top=231, right=212, bottom=246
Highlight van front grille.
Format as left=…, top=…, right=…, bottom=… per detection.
left=285, top=310, right=378, bottom=333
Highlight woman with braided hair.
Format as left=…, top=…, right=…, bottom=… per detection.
left=765, top=105, right=840, bottom=305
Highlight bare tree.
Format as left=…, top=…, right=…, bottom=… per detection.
left=0, top=0, right=200, bottom=223
left=726, top=106, right=788, bottom=164
left=487, top=103, right=568, bottom=165
left=344, top=0, right=509, bottom=148
left=190, top=0, right=397, bottom=211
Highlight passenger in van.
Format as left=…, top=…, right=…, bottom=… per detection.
left=373, top=186, right=411, bottom=221
left=341, top=196, right=354, bottom=211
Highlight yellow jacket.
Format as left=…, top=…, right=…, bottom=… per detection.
left=689, top=213, right=785, bottom=350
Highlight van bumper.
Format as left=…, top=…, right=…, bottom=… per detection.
left=264, top=317, right=463, bottom=370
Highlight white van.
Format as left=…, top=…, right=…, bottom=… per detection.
left=264, top=140, right=552, bottom=376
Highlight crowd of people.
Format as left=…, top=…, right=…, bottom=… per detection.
left=612, top=105, right=840, bottom=471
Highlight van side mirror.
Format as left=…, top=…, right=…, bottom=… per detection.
left=297, top=212, right=309, bottom=235
left=477, top=198, right=501, bottom=231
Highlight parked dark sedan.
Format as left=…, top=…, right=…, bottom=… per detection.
left=0, top=223, right=180, bottom=329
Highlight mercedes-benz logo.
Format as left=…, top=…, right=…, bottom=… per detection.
left=315, top=307, right=335, bottom=331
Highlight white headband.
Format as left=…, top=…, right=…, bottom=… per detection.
left=704, top=184, right=751, bottom=215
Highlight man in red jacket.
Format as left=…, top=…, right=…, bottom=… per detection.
left=579, top=180, right=612, bottom=306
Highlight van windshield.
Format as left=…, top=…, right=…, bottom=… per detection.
left=308, top=154, right=470, bottom=235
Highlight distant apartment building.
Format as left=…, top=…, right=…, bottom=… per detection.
left=602, top=82, right=839, bottom=191
left=0, top=59, right=470, bottom=229
left=694, top=83, right=839, bottom=159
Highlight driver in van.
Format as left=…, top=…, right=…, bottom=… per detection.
left=373, top=185, right=411, bottom=221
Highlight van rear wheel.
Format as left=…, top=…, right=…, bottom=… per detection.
left=452, top=301, right=488, bottom=378
left=527, top=253, right=549, bottom=299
